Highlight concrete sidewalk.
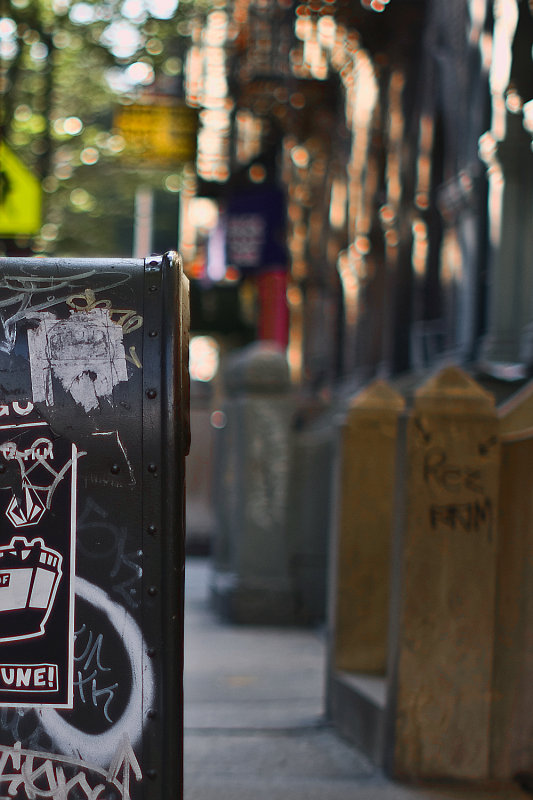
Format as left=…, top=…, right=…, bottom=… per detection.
left=183, top=557, right=528, bottom=800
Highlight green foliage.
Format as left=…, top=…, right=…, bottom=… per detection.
left=1, top=0, right=209, bottom=255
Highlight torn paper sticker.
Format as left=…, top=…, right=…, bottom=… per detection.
left=27, top=308, right=128, bottom=411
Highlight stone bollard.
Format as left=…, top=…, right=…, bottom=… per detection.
left=326, top=379, right=404, bottom=764
left=385, top=367, right=499, bottom=780
left=491, top=383, right=533, bottom=778
left=330, top=380, right=405, bottom=674
left=210, top=342, right=295, bottom=624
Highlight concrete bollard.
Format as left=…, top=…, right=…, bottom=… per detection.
left=385, top=366, right=499, bottom=780
left=331, top=380, right=405, bottom=674
left=210, top=342, right=296, bottom=624
left=491, top=383, right=533, bottom=778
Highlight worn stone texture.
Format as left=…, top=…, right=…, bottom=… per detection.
left=389, top=367, right=499, bottom=780
left=333, top=380, right=404, bottom=673
left=210, top=343, right=296, bottom=624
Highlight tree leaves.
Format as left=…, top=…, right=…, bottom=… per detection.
left=1, top=0, right=207, bottom=255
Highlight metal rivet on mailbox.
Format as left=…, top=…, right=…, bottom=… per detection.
left=147, top=709, right=157, bottom=720
left=148, top=463, right=157, bottom=473
left=110, top=464, right=120, bottom=474
left=147, top=770, right=157, bottom=780
left=148, top=586, right=158, bottom=596
left=149, top=330, right=158, bottom=337
left=147, top=524, right=157, bottom=535
left=146, top=389, right=157, bottom=399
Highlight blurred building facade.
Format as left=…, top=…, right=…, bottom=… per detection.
left=185, top=0, right=533, bottom=556
left=184, top=0, right=533, bottom=390
left=183, top=0, right=533, bottom=780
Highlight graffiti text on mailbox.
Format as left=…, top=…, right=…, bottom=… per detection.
left=0, top=412, right=82, bottom=707
left=0, top=736, right=141, bottom=800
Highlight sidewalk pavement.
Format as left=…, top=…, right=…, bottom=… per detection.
left=183, top=557, right=529, bottom=800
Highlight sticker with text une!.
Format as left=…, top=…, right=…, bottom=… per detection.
left=0, top=664, right=58, bottom=692
left=0, top=403, right=81, bottom=707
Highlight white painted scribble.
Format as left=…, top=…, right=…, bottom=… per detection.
left=0, top=735, right=141, bottom=800
left=92, top=431, right=136, bottom=486
left=39, top=577, right=155, bottom=767
left=1, top=438, right=84, bottom=523
left=27, top=309, right=128, bottom=412
left=0, top=271, right=130, bottom=354
left=74, top=624, right=118, bottom=724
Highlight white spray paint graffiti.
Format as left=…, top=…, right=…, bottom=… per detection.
left=74, top=624, right=118, bottom=724
left=39, top=577, right=154, bottom=769
left=0, top=735, right=141, bottom=799
left=92, top=431, right=136, bottom=486
left=0, top=271, right=130, bottom=355
left=0, top=437, right=83, bottom=521
left=27, top=309, right=128, bottom=412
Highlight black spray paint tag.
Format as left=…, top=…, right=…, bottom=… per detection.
left=0, top=402, right=79, bottom=707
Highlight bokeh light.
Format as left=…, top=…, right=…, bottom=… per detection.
left=190, top=336, right=220, bottom=383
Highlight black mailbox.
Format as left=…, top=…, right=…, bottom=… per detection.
left=0, top=251, right=189, bottom=800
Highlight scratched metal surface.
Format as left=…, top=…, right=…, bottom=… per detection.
left=0, top=252, right=188, bottom=800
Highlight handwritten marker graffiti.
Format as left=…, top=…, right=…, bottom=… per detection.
left=0, top=270, right=130, bottom=354
left=40, top=578, right=155, bottom=769
left=67, top=288, right=143, bottom=335
left=0, top=409, right=83, bottom=707
left=27, top=308, right=129, bottom=412
left=3, top=438, right=54, bottom=527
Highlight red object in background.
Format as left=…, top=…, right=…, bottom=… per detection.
left=257, top=269, right=289, bottom=349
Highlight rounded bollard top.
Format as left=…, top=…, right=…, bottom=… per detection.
left=223, top=342, right=291, bottom=395
left=414, top=366, right=495, bottom=414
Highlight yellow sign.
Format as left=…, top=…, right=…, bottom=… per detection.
left=0, top=141, right=42, bottom=237
left=114, top=102, right=198, bottom=164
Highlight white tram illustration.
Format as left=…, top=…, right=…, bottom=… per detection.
left=0, top=537, right=62, bottom=642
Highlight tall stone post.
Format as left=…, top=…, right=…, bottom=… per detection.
left=481, top=113, right=533, bottom=374
left=326, top=380, right=404, bottom=764
left=331, top=380, right=405, bottom=674
left=210, top=342, right=295, bottom=624
left=385, top=367, right=499, bottom=780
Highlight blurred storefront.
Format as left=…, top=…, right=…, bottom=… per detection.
left=182, top=0, right=533, bottom=780
left=181, top=0, right=517, bottom=388
left=182, top=0, right=533, bottom=589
